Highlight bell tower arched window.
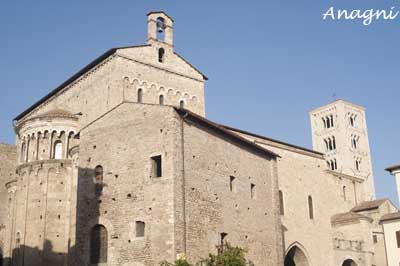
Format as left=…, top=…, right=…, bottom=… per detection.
left=159, top=95, right=164, bottom=105
left=156, top=17, right=166, bottom=41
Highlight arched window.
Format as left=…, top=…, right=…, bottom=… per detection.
left=156, top=17, right=166, bottom=41
left=159, top=95, right=164, bottom=105
left=324, top=139, right=328, bottom=151
left=330, top=114, right=334, bottom=127
left=322, top=117, right=327, bottom=128
left=279, top=190, right=284, bottom=215
left=94, top=165, right=103, bottom=196
left=328, top=138, right=333, bottom=151
left=53, top=141, right=63, bottom=159
left=90, top=225, right=108, bottom=264
left=308, top=195, right=314, bottom=220
left=180, top=100, right=184, bottom=109
left=349, top=116, right=355, bottom=127
left=137, top=89, right=143, bottom=103
left=330, top=159, right=338, bottom=170
left=158, top=48, right=165, bottom=63
left=332, top=136, right=336, bottom=150
left=229, top=176, right=235, bottom=192
left=342, top=186, right=346, bottom=201
left=327, top=116, right=332, bottom=128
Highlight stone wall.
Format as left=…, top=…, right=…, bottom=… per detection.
left=180, top=117, right=283, bottom=266
left=74, top=103, right=179, bottom=266
left=228, top=128, right=370, bottom=266
left=0, top=144, right=17, bottom=262
left=354, top=201, right=397, bottom=266
left=332, top=219, right=374, bottom=266
left=17, top=44, right=205, bottom=130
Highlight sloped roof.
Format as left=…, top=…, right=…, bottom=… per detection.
left=351, top=198, right=388, bottom=212
left=385, top=164, right=400, bottom=173
left=222, top=125, right=324, bottom=157
left=380, top=212, right=400, bottom=223
left=174, top=107, right=279, bottom=159
left=331, top=211, right=372, bottom=225
left=32, top=109, right=77, bottom=120
left=14, top=44, right=207, bottom=122
left=147, top=11, right=174, bottom=22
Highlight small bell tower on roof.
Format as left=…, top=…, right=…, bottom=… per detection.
left=147, top=11, right=174, bottom=47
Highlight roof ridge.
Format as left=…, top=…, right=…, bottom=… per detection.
left=221, top=125, right=323, bottom=157
left=174, top=107, right=279, bottom=159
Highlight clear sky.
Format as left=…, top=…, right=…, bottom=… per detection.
left=0, top=1, right=399, bottom=205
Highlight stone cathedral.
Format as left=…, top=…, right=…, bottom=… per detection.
left=0, top=11, right=399, bottom=266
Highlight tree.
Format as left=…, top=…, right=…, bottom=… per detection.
left=160, top=242, right=253, bottom=266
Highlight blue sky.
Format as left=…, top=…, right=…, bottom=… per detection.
left=0, top=1, right=399, bottom=205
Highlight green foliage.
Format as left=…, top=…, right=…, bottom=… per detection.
left=200, top=242, right=253, bottom=266
left=160, top=242, right=253, bottom=266
left=160, top=259, right=192, bottom=266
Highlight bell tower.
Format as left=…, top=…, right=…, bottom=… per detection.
left=147, top=11, right=174, bottom=46
left=310, top=100, right=376, bottom=201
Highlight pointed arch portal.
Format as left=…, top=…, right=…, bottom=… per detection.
left=284, top=245, right=310, bottom=266
left=342, top=259, right=357, bottom=266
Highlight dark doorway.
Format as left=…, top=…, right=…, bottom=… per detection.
left=342, top=259, right=357, bottom=266
left=284, top=246, right=310, bottom=266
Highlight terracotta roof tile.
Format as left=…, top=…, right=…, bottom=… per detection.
left=380, top=212, right=400, bottom=223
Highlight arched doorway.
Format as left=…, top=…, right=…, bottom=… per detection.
left=342, top=259, right=357, bottom=266
left=284, top=245, right=310, bottom=266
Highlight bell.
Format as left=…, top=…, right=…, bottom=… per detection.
left=157, top=21, right=165, bottom=33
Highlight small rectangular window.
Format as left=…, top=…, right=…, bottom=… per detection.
left=396, top=231, right=400, bottom=248
left=251, top=183, right=256, bottom=199
left=151, top=155, right=162, bottom=177
left=136, top=221, right=145, bottom=238
left=373, top=234, right=378, bottom=243
left=229, top=176, right=235, bottom=192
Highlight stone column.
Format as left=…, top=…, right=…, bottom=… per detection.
left=4, top=180, right=17, bottom=266
left=49, top=131, right=55, bottom=159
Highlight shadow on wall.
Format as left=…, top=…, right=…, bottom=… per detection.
left=2, top=240, right=75, bottom=266
left=1, top=165, right=105, bottom=266
left=72, top=166, right=103, bottom=265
